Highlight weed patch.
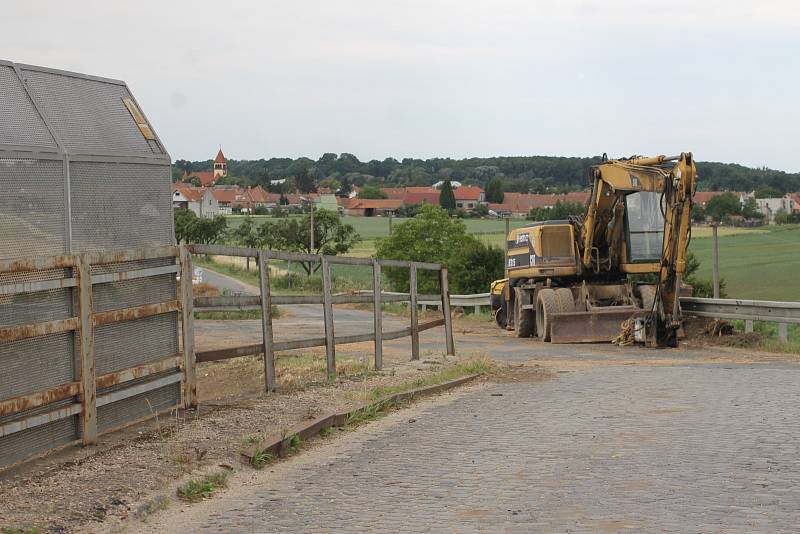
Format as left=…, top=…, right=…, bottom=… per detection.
left=365, top=357, right=493, bottom=402
left=176, top=471, right=229, bottom=503
left=249, top=448, right=275, bottom=469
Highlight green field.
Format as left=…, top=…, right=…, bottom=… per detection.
left=225, top=215, right=800, bottom=301
left=689, top=224, right=800, bottom=301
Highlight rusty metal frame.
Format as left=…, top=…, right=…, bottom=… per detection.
left=0, top=246, right=187, bottom=449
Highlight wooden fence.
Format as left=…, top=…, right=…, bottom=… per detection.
left=188, top=244, right=455, bottom=392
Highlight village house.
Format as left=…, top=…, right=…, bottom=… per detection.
left=454, top=185, right=485, bottom=211
left=172, top=183, right=219, bottom=218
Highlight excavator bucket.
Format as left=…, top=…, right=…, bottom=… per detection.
left=549, top=308, right=644, bottom=344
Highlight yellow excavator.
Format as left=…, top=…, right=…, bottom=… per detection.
left=490, top=152, right=696, bottom=347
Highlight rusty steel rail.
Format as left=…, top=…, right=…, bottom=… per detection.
left=0, top=245, right=194, bottom=449
left=189, top=244, right=454, bottom=388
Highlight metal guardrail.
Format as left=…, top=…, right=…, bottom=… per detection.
left=412, top=292, right=799, bottom=343
left=188, top=244, right=456, bottom=391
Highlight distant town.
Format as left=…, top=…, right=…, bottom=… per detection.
left=173, top=149, right=800, bottom=224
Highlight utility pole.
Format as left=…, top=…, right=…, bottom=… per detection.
left=389, top=212, right=393, bottom=235
left=309, top=200, right=315, bottom=277
left=504, top=217, right=510, bottom=278
left=711, top=222, right=720, bottom=299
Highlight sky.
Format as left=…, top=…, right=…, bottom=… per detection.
left=4, top=1, right=800, bottom=171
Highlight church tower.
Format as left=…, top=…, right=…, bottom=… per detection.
left=213, top=148, right=227, bottom=178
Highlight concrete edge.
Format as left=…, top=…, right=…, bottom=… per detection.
left=241, top=373, right=481, bottom=461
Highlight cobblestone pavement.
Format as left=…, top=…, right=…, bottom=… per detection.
left=149, top=358, right=800, bottom=533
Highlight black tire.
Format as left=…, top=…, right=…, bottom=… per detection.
left=494, top=307, right=507, bottom=328
left=536, top=288, right=558, bottom=342
left=554, top=288, right=575, bottom=313
left=514, top=287, right=535, bottom=338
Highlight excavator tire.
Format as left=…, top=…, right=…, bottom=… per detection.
left=514, top=287, right=535, bottom=338
left=536, top=288, right=558, bottom=342
left=554, top=288, right=575, bottom=313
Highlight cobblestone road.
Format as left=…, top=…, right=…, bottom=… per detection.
left=150, top=358, right=800, bottom=533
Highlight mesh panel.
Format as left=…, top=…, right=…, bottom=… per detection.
left=69, top=162, right=174, bottom=252
left=94, top=314, right=179, bottom=376
left=20, top=69, right=163, bottom=156
left=0, top=158, right=66, bottom=257
left=0, top=332, right=75, bottom=400
left=97, top=380, right=180, bottom=433
left=0, top=66, right=57, bottom=148
left=0, top=416, right=77, bottom=467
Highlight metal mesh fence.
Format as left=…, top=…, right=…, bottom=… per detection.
left=0, top=60, right=179, bottom=468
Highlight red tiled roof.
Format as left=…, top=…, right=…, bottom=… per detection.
left=488, top=192, right=590, bottom=214
left=173, top=185, right=206, bottom=202
left=211, top=186, right=249, bottom=206
left=692, top=191, right=742, bottom=206
left=381, top=188, right=407, bottom=200
left=345, top=199, right=404, bottom=210
left=214, top=149, right=226, bottom=164
left=454, top=185, right=484, bottom=201
left=187, top=171, right=217, bottom=187
left=404, top=191, right=440, bottom=205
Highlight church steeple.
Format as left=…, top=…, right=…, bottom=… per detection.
left=213, top=148, right=227, bottom=178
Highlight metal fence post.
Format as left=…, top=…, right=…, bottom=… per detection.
left=410, top=263, right=419, bottom=361
left=321, top=257, right=336, bottom=379
left=178, top=246, right=197, bottom=408
left=440, top=267, right=455, bottom=356
left=372, top=260, right=383, bottom=370
left=258, top=251, right=276, bottom=391
left=76, top=255, right=97, bottom=445
left=778, top=323, right=788, bottom=343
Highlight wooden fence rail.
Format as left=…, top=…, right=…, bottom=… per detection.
left=188, top=244, right=455, bottom=391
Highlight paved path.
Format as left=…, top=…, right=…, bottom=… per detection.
left=182, top=267, right=800, bottom=532
left=149, top=356, right=800, bottom=533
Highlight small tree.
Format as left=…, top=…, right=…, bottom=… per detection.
left=258, top=209, right=360, bottom=274
left=173, top=210, right=228, bottom=245
left=741, top=197, right=761, bottom=220
left=705, top=192, right=741, bottom=222
left=375, top=204, right=478, bottom=293
left=294, top=168, right=317, bottom=194
left=774, top=208, right=793, bottom=225
left=485, top=178, right=504, bottom=203
left=357, top=185, right=388, bottom=199
left=439, top=181, right=456, bottom=212
left=338, top=177, right=353, bottom=198
left=449, top=241, right=505, bottom=294
left=691, top=204, right=707, bottom=222
left=232, top=216, right=262, bottom=270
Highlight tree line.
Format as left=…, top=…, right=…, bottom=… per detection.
left=173, top=153, right=800, bottom=195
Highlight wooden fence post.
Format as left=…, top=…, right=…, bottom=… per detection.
left=178, top=246, right=197, bottom=407
left=410, top=263, right=419, bottom=361
left=321, top=257, right=336, bottom=379
left=440, top=267, right=455, bottom=356
left=372, top=260, right=383, bottom=371
left=258, top=251, right=276, bottom=392
left=76, top=255, right=97, bottom=445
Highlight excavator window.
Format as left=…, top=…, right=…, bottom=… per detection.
left=625, top=191, right=664, bottom=262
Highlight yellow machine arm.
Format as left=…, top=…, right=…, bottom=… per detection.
left=581, top=153, right=696, bottom=345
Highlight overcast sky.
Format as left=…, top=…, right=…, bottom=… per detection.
left=5, top=1, right=799, bottom=170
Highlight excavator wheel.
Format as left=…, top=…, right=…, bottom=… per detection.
left=514, top=287, right=535, bottom=338
left=554, top=288, right=575, bottom=313
left=536, top=288, right=558, bottom=342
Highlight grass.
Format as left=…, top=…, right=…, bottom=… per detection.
left=729, top=319, right=800, bottom=353
left=363, top=357, right=493, bottom=402
left=689, top=224, right=800, bottom=301
left=276, top=352, right=374, bottom=391
left=194, top=308, right=283, bottom=320
left=249, top=447, right=275, bottom=469
left=176, top=471, right=229, bottom=503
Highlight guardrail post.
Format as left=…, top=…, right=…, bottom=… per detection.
left=258, top=251, right=277, bottom=392
left=745, top=320, right=753, bottom=333
left=778, top=323, right=788, bottom=343
left=178, top=246, right=197, bottom=407
left=410, top=264, right=419, bottom=361
left=321, top=258, right=336, bottom=379
left=440, top=267, right=455, bottom=356
left=76, top=255, right=97, bottom=445
left=372, top=260, right=383, bottom=370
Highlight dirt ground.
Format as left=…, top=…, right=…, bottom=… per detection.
left=0, top=315, right=496, bottom=534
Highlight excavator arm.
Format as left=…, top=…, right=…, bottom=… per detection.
left=581, top=153, right=696, bottom=346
